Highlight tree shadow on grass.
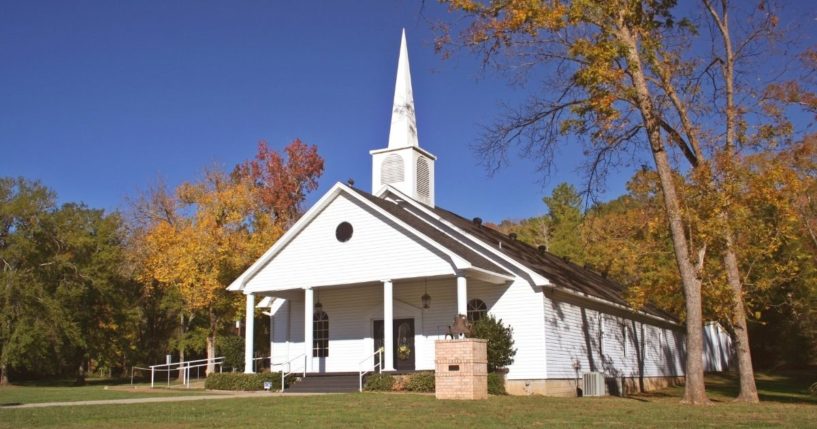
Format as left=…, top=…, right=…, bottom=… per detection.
left=622, top=370, right=817, bottom=405
left=678, top=371, right=817, bottom=405
left=704, top=371, right=817, bottom=405
left=12, top=378, right=133, bottom=388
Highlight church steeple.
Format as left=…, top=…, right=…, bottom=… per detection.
left=387, top=29, right=418, bottom=150
left=370, top=29, right=436, bottom=207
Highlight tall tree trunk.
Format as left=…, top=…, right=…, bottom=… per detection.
left=0, top=362, right=8, bottom=385
left=618, top=23, right=710, bottom=404
left=206, top=308, right=217, bottom=375
left=704, top=0, right=760, bottom=402
left=723, top=231, right=760, bottom=402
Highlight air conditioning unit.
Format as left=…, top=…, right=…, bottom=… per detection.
left=582, top=372, right=606, bottom=397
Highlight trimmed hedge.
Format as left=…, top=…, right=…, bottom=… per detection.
left=488, top=372, right=506, bottom=395
left=205, top=371, right=284, bottom=391
left=364, top=373, right=395, bottom=391
left=404, top=372, right=435, bottom=392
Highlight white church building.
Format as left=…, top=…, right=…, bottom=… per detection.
left=228, top=31, right=733, bottom=396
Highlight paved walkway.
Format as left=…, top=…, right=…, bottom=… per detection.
left=2, top=391, right=332, bottom=409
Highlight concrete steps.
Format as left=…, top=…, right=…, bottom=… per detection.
left=284, top=373, right=360, bottom=393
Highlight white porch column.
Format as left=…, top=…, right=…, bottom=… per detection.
left=268, top=311, right=274, bottom=367
left=457, top=274, right=468, bottom=316
left=244, top=293, right=255, bottom=374
left=304, top=287, right=313, bottom=373
left=383, top=280, right=395, bottom=371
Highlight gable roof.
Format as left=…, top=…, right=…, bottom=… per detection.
left=362, top=185, right=677, bottom=323
left=227, top=182, right=511, bottom=292
left=346, top=187, right=509, bottom=275
left=430, top=206, right=676, bottom=321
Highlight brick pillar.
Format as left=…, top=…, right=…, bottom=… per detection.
left=434, top=339, right=488, bottom=400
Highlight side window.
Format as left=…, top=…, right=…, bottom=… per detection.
left=467, top=299, right=487, bottom=323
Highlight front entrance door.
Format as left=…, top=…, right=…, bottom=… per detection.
left=373, top=319, right=415, bottom=370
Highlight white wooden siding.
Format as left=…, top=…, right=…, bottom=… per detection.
left=703, top=322, right=733, bottom=372
left=474, top=279, right=547, bottom=380
left=544, top=294, right=685, bottom=379
left=266, top=277, right=547, bottom=378
left=245, top=193, right=456, bottom=293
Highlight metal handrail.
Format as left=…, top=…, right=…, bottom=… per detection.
left=251, top=356, right=271, bottom=372
left=358, top=347, right=384, bottom=392
left=281, top=353, right=306, bottom=392
left=180, top=359, right=225, bottom=388
left=148, top=356, right=225, bottom=388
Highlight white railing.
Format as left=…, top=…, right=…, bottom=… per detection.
left=280, top=353, right=306, bottom=392
left=251, top=356, right=272, bottom=373
left=358, top=347, right=384, bottom=392
left=144, top=357, right=225, bottom=389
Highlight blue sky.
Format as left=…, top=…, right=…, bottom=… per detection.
left=1, top=1, right=814, bottom=222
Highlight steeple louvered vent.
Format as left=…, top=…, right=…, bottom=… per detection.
left=369, top=29, right=436, bottom=207
left=416, top=157, right=430, bottom=198
left=381, top=154, right=405, bottom=185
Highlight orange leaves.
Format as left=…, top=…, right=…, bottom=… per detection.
left=237, top=139, right=324, bottom=224
left=133, top=139, right=324, bottom=315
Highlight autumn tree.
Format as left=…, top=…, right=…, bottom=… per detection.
left=131, top=139, right=323, bottom=373
left=238, top=138, right=324, bottom=225
left=438, top=0, right=721, bottom=403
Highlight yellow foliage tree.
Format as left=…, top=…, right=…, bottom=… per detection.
left=131, top=139, right=322, bottom=373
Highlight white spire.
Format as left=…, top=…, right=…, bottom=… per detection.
left=387, top=28, right=419, bottom=149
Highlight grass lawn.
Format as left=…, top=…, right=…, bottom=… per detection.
left=0, top=378, right=215, bottom=406
left=0, top=371, right=814, bottom=428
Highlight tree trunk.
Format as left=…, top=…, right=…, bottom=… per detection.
left=75, top=362, right=86, bottom=386
left=177, top=312, right=185, bottom=382
left=0, top=362, right=8, bottom=385
left=206, top=309, right=217, bottom=375
left=617, top=23, right=710, bottom=404
left=705, top=0, right=760, bottom=402
left=722, top=232, right=760, bottom=402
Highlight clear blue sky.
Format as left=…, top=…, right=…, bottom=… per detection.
left=1, top=1, right=813, bottom=223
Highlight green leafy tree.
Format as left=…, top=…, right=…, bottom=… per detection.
left=470, top=315, right=516, bottom=371
left=543, top=183, right=585, bottom=262
left=0, top=178, right=138, bottom=384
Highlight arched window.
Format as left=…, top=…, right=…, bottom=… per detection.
left=467, top=299, right=487, bottom=323
left=313, top=311, right=329, bottom=357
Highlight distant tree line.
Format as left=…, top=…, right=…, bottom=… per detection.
left=0, top=139, right=323, bottom=384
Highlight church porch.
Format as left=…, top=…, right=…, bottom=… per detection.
left=242, top=274, right=509, bottom=376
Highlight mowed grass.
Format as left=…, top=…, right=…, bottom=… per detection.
left=0, top=371, right=814, bottom=428
left=0, top=379, right=215, bottom=406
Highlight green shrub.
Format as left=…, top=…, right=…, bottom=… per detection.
left=217, top=335, right=245, bottom=372
left=204, top=371, right=283, bottom=391
left=364, top=373, right=395, bottom=391
left=488, top=372, right=506, bottom=395
left=405, top=372, right=435, bottom=392
left=470, top=315, right=517, bottom=371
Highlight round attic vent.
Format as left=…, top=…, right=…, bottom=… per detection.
left=335, top=222, right=353, bottom=242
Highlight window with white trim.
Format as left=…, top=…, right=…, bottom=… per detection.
left=313, top=310, right=329, bottom=357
